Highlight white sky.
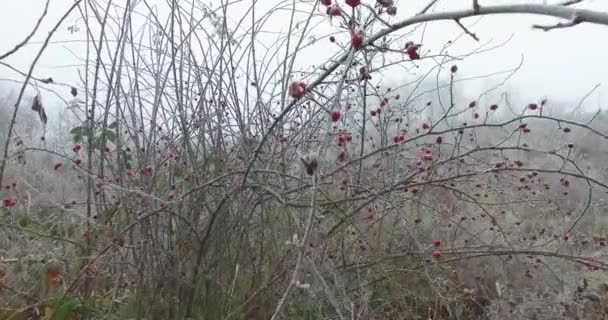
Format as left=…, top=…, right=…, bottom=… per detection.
left=0, top=0, right=607, bottom=111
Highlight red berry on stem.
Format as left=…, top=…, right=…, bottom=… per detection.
left=331, top=111, right=341, bottom=122
left=345, top=0, right=360, bottom=7
left=3, top=197, right=16, bottom=207
left=328, top=5, right=342, bottom=16
left=289, top=81, right=307, bottom=99
left=351, top=31, right=364, bottom=50
left=405, top=43, right=419, bottom=60
left=432, top=250, right=441, bottom=258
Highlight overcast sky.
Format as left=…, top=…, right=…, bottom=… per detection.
left=0, top=0, right=607, bottom=111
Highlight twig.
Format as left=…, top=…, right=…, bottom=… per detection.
left=270, top=174, right=317, bottom=320
left=532, top=14, right=582, bottom=31
left=559, top=0, right=583, bottom=6
left=455, top=19, right=479, bottom=41
left=0, top=0, right=50, bottom=60
left=419, top=0, right=440, bottom=15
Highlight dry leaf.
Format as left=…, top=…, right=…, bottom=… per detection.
left=32, top=95, right=48, bottom=125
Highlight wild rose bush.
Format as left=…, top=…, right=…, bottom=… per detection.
left=1, top=1, right=608, bottom=319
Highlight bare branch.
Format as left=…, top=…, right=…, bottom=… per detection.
left=0, top=0, right=50, bottom=60
left=455, top=19, right=480, bottom=41
left=532, top=14, right=582, bottom=31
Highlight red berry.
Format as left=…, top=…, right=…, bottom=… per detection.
left=410, top=188, right=418, bottom=194
left=73, top=144, right=82, bottom=153
left=54, top=163, right=62, bottom=171
left=331, top=111, right=341, bottom=122
left=392, top=136, right=400, bottom=144
left=328, top=5, right=342, bottom=16
left=345, top=0, right=360, bottom=7
left=141, top=166, right=154, bottom=176
left=490, top=104, right=498, bottom=111
left=563, top=127, right=571, bottom=133
left=370, top=110, right=377, bottom=116
left=320, top=0, right=331, bottom=5
left=432, top=250, right=441, bottom=259
left=528, top=103, right=539, bottom=110
left=3, top=197, right=16, bottom=207
left=74, top=159, right=82, bottom=166
left=351, top=31, right=364, bottom=50
left=386, top=6, right=397, bottom=16
left=422, top=123, right=429, bottom=130
left=82, top=228, right=91, bottom=239
left=451, top=65, right=458, bottom=73
left=289, top=81, right=307, bottom=99
left=563, top=234, right=569, bottom=241
left=405, top=42, right=419, bottom=60
left=329, top=36, right=336, bottom=43
left=436, top=136, right=443, bottom=144
left=433, top=240, right=441, bottom=247
left=469, top=101, right=477, bottom=108
left=338, top=151, right=346, bottom=162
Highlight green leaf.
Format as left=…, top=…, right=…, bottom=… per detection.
left=43, top=297, right=87, bottom=320
left=101, top=129, right=116, bottom=143
left=70, top=126, right=84, bottom=135
left=108, top=121, right=118, bottom=129
left=122, top=151, right=133, bottom=169
left=55, top=298, right=84, bottom=320
left=93, top=136, right=104, bottom=150
left=73, top=133, right=83, bottom=143
left=173, top=166, right=183, bottom=179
